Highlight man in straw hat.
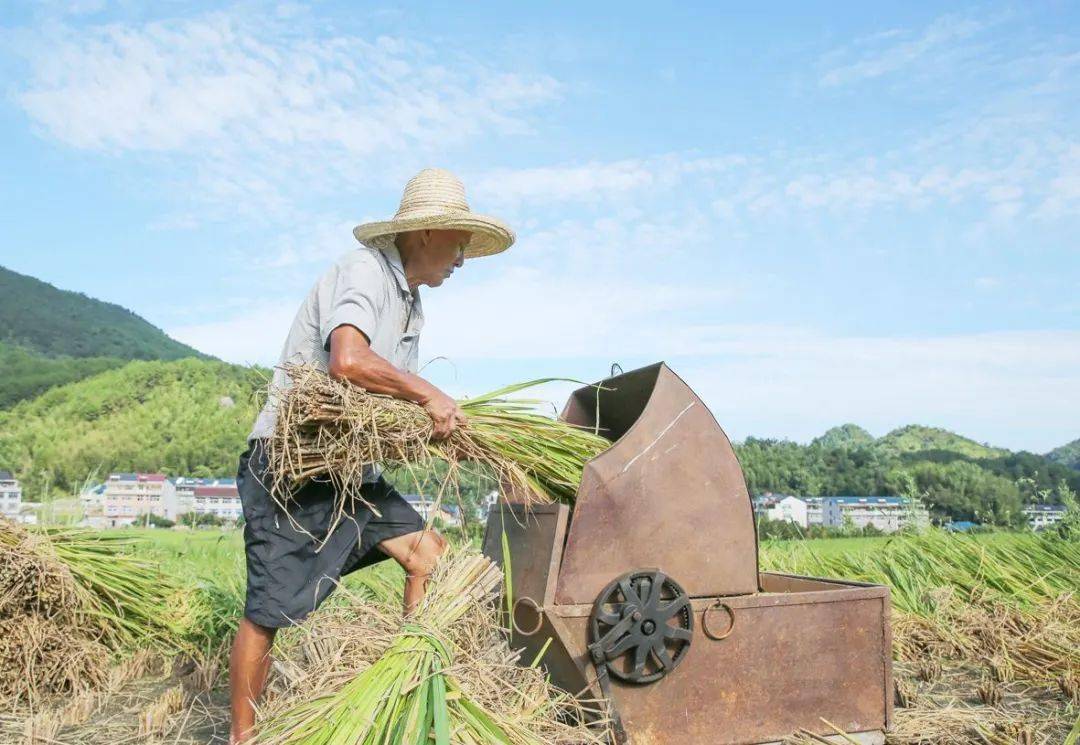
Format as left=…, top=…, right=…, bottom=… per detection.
left=229, top=168, right=514, bottom=743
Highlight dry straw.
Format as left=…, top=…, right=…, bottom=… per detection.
left=267, top=364, right=609, bottom=543
left=0, top=517, right=208, bottom=705
left=254, top=547, right=608, bottom=744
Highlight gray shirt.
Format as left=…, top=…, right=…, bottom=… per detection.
left=249, top=241, right=424, bottom=482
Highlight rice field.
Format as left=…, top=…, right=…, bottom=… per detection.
left=2, top=524, right=1077, bottom=744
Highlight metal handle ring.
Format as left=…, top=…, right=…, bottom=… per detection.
left=512, top=596, right=544, bottom=636
left=702, top=601, right=735, bottom=641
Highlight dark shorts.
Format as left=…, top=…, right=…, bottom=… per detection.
left=237, top=439, right=425, bottom=629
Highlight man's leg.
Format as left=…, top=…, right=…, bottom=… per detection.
left=229, top=617, right=277, bottom=744
left=377, top=529, right=448, bottom=615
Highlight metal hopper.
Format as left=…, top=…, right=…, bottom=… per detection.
left=482, top=362, right=892, bottom=745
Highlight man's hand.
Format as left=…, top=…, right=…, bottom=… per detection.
left=422, top=389, right=466, bottom=439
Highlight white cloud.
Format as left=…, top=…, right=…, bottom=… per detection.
left=679, top=329, right=1080, bottom=453
left=472, top=154, right=746, bottom=207
left=11, top=12, right=560, bottom=217
left=1036, top=143, right=1080, bottom=218
left=16, top=16, right=558, bottom=154
left=168, top=300, right=298, bottom=365
left=820, top=13, right=990, bottom=87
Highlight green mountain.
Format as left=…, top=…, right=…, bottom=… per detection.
left=876, top=424, right=1008, bottom=459
left=0, top=358, right=265, bottom=499
left=0, top=265, right=202, bottom=360
left=812, top=423, right=875, bottom=450
left=0, top=342, right=128, bottom=407
left=1047, top=439, right=1080, bottom=471
left=738, top=425, right=1080, bottom=527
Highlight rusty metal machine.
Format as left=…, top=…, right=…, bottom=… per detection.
left=482, top=362, right=892, bottom=745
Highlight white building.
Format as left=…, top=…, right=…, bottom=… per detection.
left=754, top=495, right=809, bottom=527
left=174, top=477, right=242, bottom=522
left=478, top=490, right=500, bottom=522
left=822, top=496, right=929, bottom=533
left=102, top=473, right=178, bottom=526
left=403, top=494, right=460, bottom=527
left=0, top=470, right=23, bottom=519
left=1023, top=504, right=1067, bottom=531
left=804, top=497, right=824, bottom=526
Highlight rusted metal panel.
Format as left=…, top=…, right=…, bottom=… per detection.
left=548, top=590, right=889, bottom=744
left=556, top=364, right=758, bottom=605
left=482, top=502, right=567, bottom=606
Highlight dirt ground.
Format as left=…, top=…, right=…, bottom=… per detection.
left=1, top=658, right=1075, bottom=744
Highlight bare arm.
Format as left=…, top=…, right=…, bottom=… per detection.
left=327, top=324, right=465, bottom=438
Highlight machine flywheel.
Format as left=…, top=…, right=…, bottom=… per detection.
left=588, top=569, right=693, bottom=684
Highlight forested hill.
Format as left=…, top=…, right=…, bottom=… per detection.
left=0, top=358, right=265, bottom=499
left=1047, top=438, right=1080, bottom=471
left=0, top=266, right=207, bottom=406
left=736, top=427, right=1080, bottom=527
left=0, top=265, right=201, bottom=360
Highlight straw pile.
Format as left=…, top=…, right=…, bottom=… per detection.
left=267, top=364, right=609, bottom=534
left=0, top=517, right=203, bottom=704
left=0, top=517, right=110, bottom=703
left=253, top=547, right=608, bottom=744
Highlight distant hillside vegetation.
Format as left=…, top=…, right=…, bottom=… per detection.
left=812, top=423, right=874, bottom=449
left=0, top=358, right=265, bottom=499
left=737, top=424, right=1079, bottom=527
left=876, top=424, right=1008, bottom=459
left=1047, top=438, right=1080, bottom=471
left=0, top=342, right=127, bottom=407
left=0, top=265, right=202, bottom=360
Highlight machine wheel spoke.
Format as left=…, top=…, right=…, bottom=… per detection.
left=664, top=625, right=692, bottom=642
left=652, top=640, right=673, bottom=670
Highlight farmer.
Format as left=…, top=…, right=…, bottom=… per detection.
left=229, top=168, right=515, bottom=743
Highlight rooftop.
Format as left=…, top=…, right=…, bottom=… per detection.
left=194, top=485, right=239, bottom=497
left=108, top=472, right=167, bottom=482
left=175, top=477, right=237, bottom=486
left=825, top=496, right=905, bottom=505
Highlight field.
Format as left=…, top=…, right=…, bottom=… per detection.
left=2, top=527, right=1077, bottom=744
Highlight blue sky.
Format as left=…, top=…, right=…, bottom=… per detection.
left=1, top=1, right=1077, bottom=452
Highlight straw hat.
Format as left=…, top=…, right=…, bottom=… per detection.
left=353, top=168, right=515, bottom=259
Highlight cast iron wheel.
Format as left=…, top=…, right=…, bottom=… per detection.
left=588, top=569, right=693, bottom=684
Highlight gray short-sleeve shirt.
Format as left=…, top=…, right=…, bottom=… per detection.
left=249, top=241, right=424, bottom=484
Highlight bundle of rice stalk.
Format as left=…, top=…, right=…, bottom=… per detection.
left=267, top=364, right=609, bottom=531
left=254, top=548, right=607, bottom=745
left=42, top=527, right=208, bottom=651
left=0, top=517, right=207, bottom=704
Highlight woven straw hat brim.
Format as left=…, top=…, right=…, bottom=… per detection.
left=353, top=211, right=515, bottom=259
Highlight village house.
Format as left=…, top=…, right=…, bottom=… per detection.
left=0, top=470, right=24, bottom=520
left=1023, top=504, right=1067, bottom=531
left=174, top=477, right=242, bottom=523
left=822, top=496, right=929, bottom=533
left=753, top=494, right=810, bottom=527
left=102, top=472, right=178, bottom=527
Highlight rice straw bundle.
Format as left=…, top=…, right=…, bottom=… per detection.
left=255, top=548, right=607, bottom=744
left=0, top=517, right=207, bottom=704
left=267, top=364, right=609, bottom=531
left=0, top=614, right=109, bottom=702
